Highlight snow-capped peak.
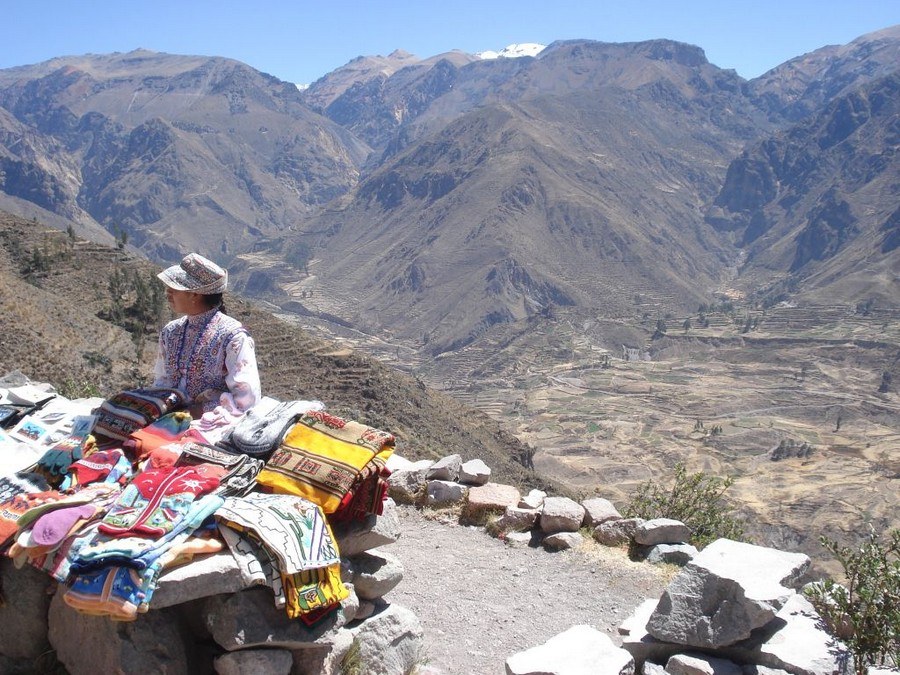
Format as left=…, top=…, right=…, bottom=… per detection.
left=476, top=43, right=546, bottom=60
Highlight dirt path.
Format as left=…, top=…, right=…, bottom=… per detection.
left=381, top=505, right=674, bottom=675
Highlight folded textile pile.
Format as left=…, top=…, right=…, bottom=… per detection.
left=256, top=409, right=395, bottom=519
left=2, top=388, right=396, bottom=627
left=215, top=492, right=347, bottom=622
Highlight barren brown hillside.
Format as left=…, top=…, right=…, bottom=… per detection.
left=0, top=211, right=558, bottom=493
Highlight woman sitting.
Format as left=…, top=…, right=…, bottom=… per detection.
left=153, top=253, right=261, bottom=416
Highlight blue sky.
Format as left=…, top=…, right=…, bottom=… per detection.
left=3, top=1, right=898, bottom=84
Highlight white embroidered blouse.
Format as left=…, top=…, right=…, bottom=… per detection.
left=152, top=308, right=261, bottom=413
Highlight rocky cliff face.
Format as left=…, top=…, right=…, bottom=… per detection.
left=0, top=50, right=370, bottom=262
left=707, top=72, right=899, bottom=306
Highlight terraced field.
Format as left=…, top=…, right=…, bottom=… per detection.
left=293, top=301, right=900, bottom=575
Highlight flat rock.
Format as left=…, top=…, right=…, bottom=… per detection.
left=540, top=496, right=586, bottom=534
left=458, top=458, right=491, bottom=485
left=505, top=624, right=634, bottom=675
left=333, top=500, right=402, bottom=557
left=666, top=653, right=743, bottom=675
left=543, top=531, right=584, bottom=551
left=582, top=497, right=622, bottom=526
left=345, top=549, right=404, bottom=600
left=463, top=483, right=521, bottom=524
left=633, top=518, right=691, bottom=546
left=153, top=551, right=247, bottom=608
left=648, top=539, right=810, bottom=649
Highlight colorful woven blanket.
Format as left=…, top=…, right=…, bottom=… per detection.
left=255, top=410, right=394, bottom=514
left=215, top=492, right=347, bottom=620
left=92, top=388, right=186, bottom=442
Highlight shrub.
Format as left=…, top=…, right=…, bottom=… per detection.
left=623, top=462, right=745, bottom=547
left=805, top=527, right=900, bottom=673
left=57, top=377, right=103, bottom=399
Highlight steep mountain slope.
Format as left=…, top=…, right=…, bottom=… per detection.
left=263, top=40, right=775, bottom=353
left=0, top=211, right=549, bottom=490
left=708, top=72, right=900, bottom=307
left=750, top=24, right=900, bottom=122
left=317, top=38, right=769, bottom=161
left=301, top=48, right=478, bottom=119
left=0, top=50, right=370, bottom=262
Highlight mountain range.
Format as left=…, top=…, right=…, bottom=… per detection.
left=1, top=28, right=895, bottom=356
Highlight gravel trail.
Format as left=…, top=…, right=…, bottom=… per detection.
left=381, top=505, right=673, bottom=674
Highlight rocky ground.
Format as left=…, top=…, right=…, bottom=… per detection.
left=381, top=504, right=674, bottom=675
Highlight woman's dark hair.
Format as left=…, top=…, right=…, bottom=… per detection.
left=200, top=293, right=227, bottom=314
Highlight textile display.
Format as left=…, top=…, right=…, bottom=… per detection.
left=14, top=483, right=118, bottom=531
left=64, top=524, right=225, bottom=621
left=123, top=411, right=192, bottom=461
left=0, top=472, right=58, bottom=546
left=69, top=494, right=224, bottom=575
left=63, top=448, right=133, bottom=490
left=222, top=398, right=324, bottom=459
left=215, top=492, right=347, bottom=619
left=328, top=461, right=391, bottom=523
left=92, top=388, right=186, bottom=442
left=174, top=441, right=264, bottom=497
left=98, top=466, right=222, bottom=538
left=256, top=410, right=394, bottom=514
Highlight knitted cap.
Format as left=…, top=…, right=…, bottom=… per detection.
left=158, top=253, right=227, bottom=294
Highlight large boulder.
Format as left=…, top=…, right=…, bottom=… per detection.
left=0, top=557, right=53, bottom=661
left=647, top=539, right=810, bottom=648
left=505, top=624, right=635, bottom=675
left=539, top=496, right=586, bottom=534
left=721, top=593, right=853, bottom=675
left=347, top=601, right=424, bottom=675
left=202, top=587, right=347, bottom=651
left=48, top=591, right=192, bottom=675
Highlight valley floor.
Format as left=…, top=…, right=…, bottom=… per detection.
left=285, top=303, right=900, bottom=578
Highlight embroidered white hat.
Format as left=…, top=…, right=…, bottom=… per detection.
left=158, top=253, right=228, bottom=294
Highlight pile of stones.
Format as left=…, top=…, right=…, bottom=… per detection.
left=0, top=501, right=422, bottom=675
left=388, top=453, right=856, bottom=675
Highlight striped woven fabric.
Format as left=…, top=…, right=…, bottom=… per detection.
left=255, top=410, right=394, bottom=514
left=92, top=388, right=186, bottom=442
